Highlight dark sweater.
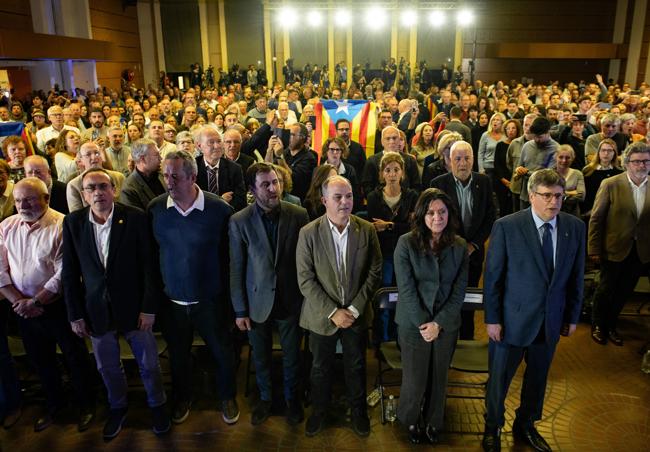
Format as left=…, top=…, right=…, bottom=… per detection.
left=148, top=191, right=233, bottom=302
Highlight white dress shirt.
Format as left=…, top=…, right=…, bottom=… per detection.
left=89, top=205, right=114, bottom=268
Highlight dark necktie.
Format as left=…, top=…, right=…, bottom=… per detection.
left=542, top=223, right=554, bottom=277
left=207, top=166, right=218, bottom=194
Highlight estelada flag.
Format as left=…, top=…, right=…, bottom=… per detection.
left=313, top=100, right=377, bottom=162
left=0, top=121, right=36, bottom=159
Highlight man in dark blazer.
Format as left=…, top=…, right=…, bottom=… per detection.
left=195, top=125, right=247, bottom=211
left=24, top=155, right=68, bottom=214
left=62, top=168, right=169, bottom=441
left=223, top=128, right=255, bottom=175
left=431, top=141, right=495, bottom=339
left=297, top=176, right=382, bottom=438
left=229, top=163, right=309, bottom=426
left=119, top=138, right=166, bottom=211
left=481, top=169, right=585, bottom=452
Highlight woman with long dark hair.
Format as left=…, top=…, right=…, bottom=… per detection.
left=394, top=188, right=469, bottom=444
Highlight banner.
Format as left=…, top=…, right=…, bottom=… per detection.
left=313, top=100, right=377, bottom=161
left=0, top=121, right=36, bottom=159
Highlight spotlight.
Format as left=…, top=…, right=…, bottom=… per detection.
left=400, top=10, right=417, bottom=27
left=456, top=9, right=474, bottom=26
left=428, top=10, right=446, bottom=27
left=366, top=6, right=387, bottom=29
left=278, top=7, right=298, bottom=29
left=307, top=10, right=323, bottom=28
left=334, top=10, right=351, bottom=26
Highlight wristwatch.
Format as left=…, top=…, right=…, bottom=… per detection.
left=32, top=297, right=44, bottom=308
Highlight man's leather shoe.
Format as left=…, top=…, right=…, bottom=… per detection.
left=351, top=412, right=370, bottom=437
left=305, top=413, right=324, bottom=437
left=591, top=326, right=607, bottom=345
left=513, top=420, right=552, bottom=452
left=407, top=424, right=422, bottom=444
left=482, top=428, right=501, bottom=452
left=77, top=408, right=95, bottom=432
left=608, top=330, right=623, bottom=346
left=424, top=424, right=439, bottom=444
left=286, top=399, right=304, bottom=426
left=103, top=408, right=127, bottom=441
left=251, top=400, right=272, bottom=426
left=34, top=413, right=55, bottom=432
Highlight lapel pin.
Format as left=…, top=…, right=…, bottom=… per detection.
left=119, top=219, right=124, bottom=224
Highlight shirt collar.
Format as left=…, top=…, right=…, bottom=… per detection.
left=88, top=204, right=115, bottom=227
left=531, top=208, right=557, bottom=230
left=166, top=184, right=205, bottom=213
left=205, top=158, right=220, bottom=171
left=627, top=173, right=648, bottom=188
left=453, top=173, right=473, bottom=187
left=327, top=216, right=350, bottom=236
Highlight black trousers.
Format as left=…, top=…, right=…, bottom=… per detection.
left=485, top=327, right=556, bottom=430
left=592, top=243, right=650, bottom=333
left=161, top=300, right=236, bottom=403
left=309, top=326, right=367, bottom=415
left=459, top=247, right=484, bottom=340
left=18, top=301, right=95, bottom=412
left=397, top=326, right=458, bottom=430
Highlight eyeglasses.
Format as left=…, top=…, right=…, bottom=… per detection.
left=628, top=159, right=650, bottom=165
left=328, top=148, right=343, bottom=153
left=534, top=191, right=565, bottom=202
left=82, top=183, right=113, bottom=193
left=81, top=151, right=101, bottom=158
left=336, top=128, right=350, bottom=132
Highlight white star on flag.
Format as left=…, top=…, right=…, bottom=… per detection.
left=335, top=100, right=350, bottom=114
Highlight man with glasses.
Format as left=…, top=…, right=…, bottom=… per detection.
left=35, top=105, right=80, bottom=153
left=62, top=169, right=169, bottom=440
left=482, top=169, right=585, bottom=452
left=589, top=142, right=650, bottom=346
left=66, top=142, right=125, bottom=212
left=335, top=119, right=366, bottom=180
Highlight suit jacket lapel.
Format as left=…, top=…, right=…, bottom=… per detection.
left=106, top=204, right=125, bottom=271
left=522, top=209, right=551, bottom=282
left=135, top=171, right=155, bottom=201
left=84, top=209, right=104, bottom=271
left=553, top=214, right=570, bottom=284
left=251, top=205, right=274, bottom=267
left=318, top=216, right=339, bottom=295
left=275, top=205, right=288, bottom=267
left=346, top=217, right=360, bottom=297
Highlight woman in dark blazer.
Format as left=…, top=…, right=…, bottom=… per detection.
left=394, top=188, right=469, bottom=444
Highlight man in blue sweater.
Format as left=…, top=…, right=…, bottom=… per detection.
left=148, top=150, right=238, bottom=425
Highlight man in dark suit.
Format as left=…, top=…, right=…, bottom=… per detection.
left=223, top=128, right=255, bottom=175
left=195, top=125, right=247, bottom=211
left=445, top=107, right=472, bottom=144
left=229, top=163, right=309, bottom=426
left=482, top=169, right=585, bottom=452
left=297, top=176, right=382, bottom=438
left=431, top=141, right=495, bottom=339
left=23, top=155, right=68, bottom=214
left=280, top=123, right=317, bottom=202
left=62, top=168, right=169, bottom=441
left=119, top=139, right=166, bottom=211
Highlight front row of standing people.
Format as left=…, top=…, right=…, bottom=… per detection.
left=0, top=145, right=593, bottom=450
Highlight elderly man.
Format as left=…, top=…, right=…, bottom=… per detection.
left=2, top=136, right=26, bottom=183
left=120, top=139, right=165, bottom=211
left=482, top=169, right=585, bottom=452
left=149, top=120, right=177, bottom=158
left=362, top=125, right=420, bottom=196
left=0, top=178, right=95, bottom=432
left=106, top=126, right=132, bottom=176
left=276, top=101, right=297, bottom=126
left=584, top=113, right=627, bottom=161
left=431, top=141, right=496, bottom=339
left=223, top=128, right=255, bottom=175
left=194, top=125, right=246, bottom=211
left=297, top=175, right=382, bottom=437
left=66, top=142, right=125, bottom=212
left=63, top=168, right=169, bottom=441
left=149, top=150, right=239, bottom=426
left=35, top=105, right=80, bottom=153
left=24, top=155, right=68, bottom=214
left=589, top=142, right=650, bottom=346
left=229, top=162, right=309, bottom=425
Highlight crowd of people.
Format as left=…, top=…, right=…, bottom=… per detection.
left=0, top=68, right=648, bottom=452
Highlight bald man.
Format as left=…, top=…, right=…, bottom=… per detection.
left=24, top=155, right=68, bottom=214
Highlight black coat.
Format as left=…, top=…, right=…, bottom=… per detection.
left=50, top=180, right=69, bottom=215
left=196, top=155, right=247, bottom=211
left=62, top=203, right=161, bottom=336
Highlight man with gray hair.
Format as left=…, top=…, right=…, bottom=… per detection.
left=223, top=128, right=255, bottom=174
left=106, top=126, right=132, bottom=176
left=24, top=155, right=68, bottom=214
left=175, top=131, right=197, bottom=157
left=296, top=175, right=382, bottom=437
left=482, top=169, right=585, bottom=452
left=584, top=113, right=625, bottom=160
left=1, top=177, right=95, bottom=432
left=120, top=139, right=165, bottom=211
left=589, top=142, right=650, bottom=346
left=148, top=150, right=239, bottom=426
left=35, top=105, right=80, bottom=153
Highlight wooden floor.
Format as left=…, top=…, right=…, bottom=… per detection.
left=1, top=296, right=649, bottom=452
